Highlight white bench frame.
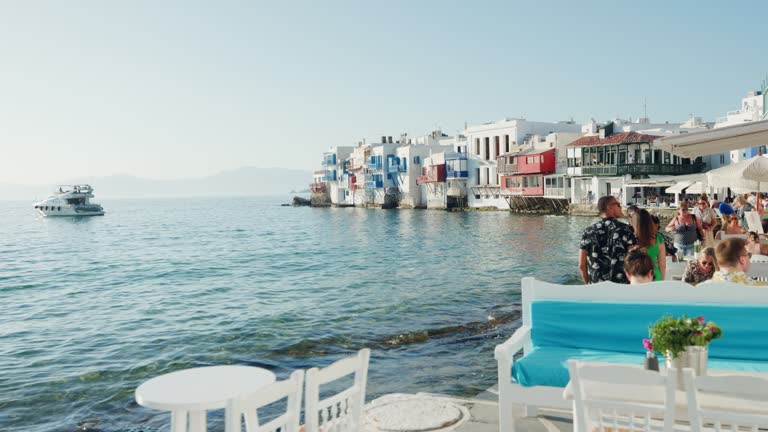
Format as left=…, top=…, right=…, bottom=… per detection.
left=494, top=277, right=768, bottom=432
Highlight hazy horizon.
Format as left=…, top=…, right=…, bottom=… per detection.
left=0, top=165, right=312, bottom=186
left=2, top=1, right=766, bottom=184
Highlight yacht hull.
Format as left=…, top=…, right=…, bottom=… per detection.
left=37, top=207, right=105, bottom=217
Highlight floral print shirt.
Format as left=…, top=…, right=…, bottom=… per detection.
left=683, top=260, right=714, bottom=285
left=580, top=218, right=637, bottom=284
left=702, top=270, right=768, bottom=286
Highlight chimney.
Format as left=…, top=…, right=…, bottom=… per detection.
left=381, top=136, right=386, bottom=144
left=388, top=136, right=393, bottom=143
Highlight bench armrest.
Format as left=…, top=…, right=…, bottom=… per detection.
left=494, top=325, right=531, bottom=364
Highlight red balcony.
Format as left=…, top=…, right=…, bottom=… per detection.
left=416, top=165, right=446, bottom=185
left=501, top=174, right=544, bottom=196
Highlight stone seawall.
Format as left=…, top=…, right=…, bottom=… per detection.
left=569, top=204, right=678, bottom=224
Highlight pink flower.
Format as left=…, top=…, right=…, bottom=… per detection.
left=710, top=326, right=715, bottom=332
left=697, top=316, right=706, bottom=323
left=643, top=338, right=653, bottom=351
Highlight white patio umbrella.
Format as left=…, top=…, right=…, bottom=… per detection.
left=706, top=155, right=768, bottom=193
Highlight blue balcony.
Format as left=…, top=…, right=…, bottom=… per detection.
left=446, top=170, right=469, bottom=179
left=322, top=154, right=337, bottom=166
left=321, top=170, right=337, bottom=182
left=387, top=163, right=400, bottom=174
left=368, top=162, right=383, bottom=171
left=365, top=179, right=384, bottom=189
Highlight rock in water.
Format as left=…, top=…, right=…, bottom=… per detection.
left=292, top=196, right=311, bottom=206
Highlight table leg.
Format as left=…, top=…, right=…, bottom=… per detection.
left=189, top=410, right=206, bottom=432
left=171, top=410, right=188, bottom=432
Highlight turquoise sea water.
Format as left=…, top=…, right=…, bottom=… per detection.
left=0, top=196, right=593, bottom=432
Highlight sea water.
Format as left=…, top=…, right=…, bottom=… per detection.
left=0, top=196, right=594, bottom=432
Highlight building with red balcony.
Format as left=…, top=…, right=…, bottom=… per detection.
left=500, top=148, right=555, bottom=196
left=498, top=147, right=572, bottom=212
left=416, top=164, right=446, bottom=185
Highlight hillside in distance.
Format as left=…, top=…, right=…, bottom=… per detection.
left=1, top=167, right=313, bottom=200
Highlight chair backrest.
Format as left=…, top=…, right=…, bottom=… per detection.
left=225, top=370, right=304, bottom=432
left=683, top=369, right=768, bottom=432
left=750, top=254, right=768, bottom=263
left=304, top=349, right=370, bottom=432
left=569, top=360, right=677, bottom=432
left=665, top=257, right=687, bottom=281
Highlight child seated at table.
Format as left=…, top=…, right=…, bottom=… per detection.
left=624, top=249, right=655, bottom=285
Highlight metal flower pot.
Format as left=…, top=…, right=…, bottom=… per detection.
left=665, top=345, right=708, bottom=388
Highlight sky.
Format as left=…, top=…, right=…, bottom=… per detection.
left=0, top=0, right=766, bottom=184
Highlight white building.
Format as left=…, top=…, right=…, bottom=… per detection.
left=714, top=90, right=765, bottom=164
left=322, top=146, right=355, bottom=206
left=394, top=137, right=453, bottom=208
left=464, top=118, right=582, bottom=209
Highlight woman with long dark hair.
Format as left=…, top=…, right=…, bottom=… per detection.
left=632, top=209, right=666, bottom=280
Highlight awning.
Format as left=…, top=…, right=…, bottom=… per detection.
left=624, top=176, right=681, bottom=188
left=686, top=181, right=705, bottom=194
left=655, top=119, right=768, bottom=158
left=665, top=181, right=694, bottom=194
left=623, top=173, right=704, bottom=188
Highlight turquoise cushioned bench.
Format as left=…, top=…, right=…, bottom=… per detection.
left=511, top=301, right=768, bottom=387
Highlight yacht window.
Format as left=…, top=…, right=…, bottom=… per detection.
left=58, top=206, right=61, bottom=211
left=44, top=206, right=48, bottom=210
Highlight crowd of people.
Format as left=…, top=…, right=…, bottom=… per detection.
left=578, top=194, right=767, bottom=286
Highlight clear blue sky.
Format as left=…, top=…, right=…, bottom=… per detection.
left=1, top=0, right=765, bottom=184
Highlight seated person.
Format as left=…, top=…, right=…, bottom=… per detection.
left=746, top=231, right=765, bottom=256
left=716, top=214, right=747, bottom=238
left=624, top=249, right=655, bottom=285
left=702, top=238, right=767, bottom=286
left=683, top=247, right=718, bottom=285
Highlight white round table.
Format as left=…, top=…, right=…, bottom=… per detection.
left=136, top=365, right=276, bottom=432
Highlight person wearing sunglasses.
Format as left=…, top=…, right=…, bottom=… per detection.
left=579, top=196, right=637, bottom=284
left=665, top=201, right=703, bottom=258
left=683, top=247, right=718, bottom=285
left=722, top=214, right=746, bottom=236
left=693, top=194, right=719, bottom=247
left=701, top=238, right=767, bottom=286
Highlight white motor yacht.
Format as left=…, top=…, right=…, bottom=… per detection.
left=34, top=184, right=105, bottom=216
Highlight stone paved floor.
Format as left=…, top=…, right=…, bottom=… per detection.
left=365, top=387, right=574, bottom=432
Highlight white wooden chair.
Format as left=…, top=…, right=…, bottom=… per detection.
left=683, top=369, right=768, bottom=432
left=718, top=233, right=747, bottom=241
left=304, top=349, right=370, bottom=432
left=750, top=254, right=768, bottom=263
left=665, top=257, right=687, bottom=281
left=225, top=370, right=304, bottom=432
left=568, top=360, right=679, bottom=432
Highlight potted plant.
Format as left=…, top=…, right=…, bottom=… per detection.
left=646, top=315, right=722, bottom=378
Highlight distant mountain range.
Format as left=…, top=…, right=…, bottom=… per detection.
left=0, top=167, right=313, bottom=200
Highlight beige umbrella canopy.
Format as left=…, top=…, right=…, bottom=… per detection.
left=706, top=155, right=768, bottom=193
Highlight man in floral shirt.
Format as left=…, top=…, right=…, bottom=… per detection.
left=702, top=237, right=767, bottom=286
left=579, top=195, right=637, bottom=284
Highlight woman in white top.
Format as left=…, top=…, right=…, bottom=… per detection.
left=693, top=194, right=719, bottom=248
